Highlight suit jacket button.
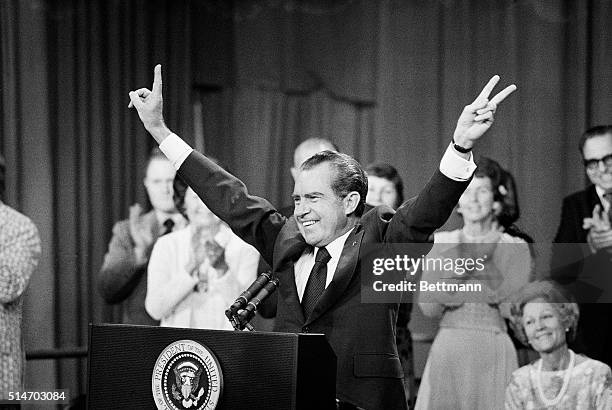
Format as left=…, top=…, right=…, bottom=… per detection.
left=302, top=326, right=309, bottom=333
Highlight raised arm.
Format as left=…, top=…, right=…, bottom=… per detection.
left=128, top=65, right=284, bottom=264
left=97, top=221, right=145, bottom=303
left=387, top=76, right=517, bottom=243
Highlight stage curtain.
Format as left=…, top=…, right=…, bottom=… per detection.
left=1, top=0, right=612, bottom=399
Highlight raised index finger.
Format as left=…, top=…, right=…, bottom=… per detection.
left=473, top=75, right=500, bottom=104
left=152, top=64, right=163, bottom=96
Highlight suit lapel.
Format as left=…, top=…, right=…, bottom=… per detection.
left=586, top=185, right=602, bottom=209
left=305, top=225, right=364, bottom=325
left=144, top=210, right=161, bottom=237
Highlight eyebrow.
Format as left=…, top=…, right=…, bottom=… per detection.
left=291, top=192, right=324, bottom=200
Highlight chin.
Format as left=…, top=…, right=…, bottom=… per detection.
left=303, top=236, right=319, bottom=246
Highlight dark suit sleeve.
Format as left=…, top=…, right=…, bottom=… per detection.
left=554, top=197, right=583, bottom=243
left=97, top=221, right=146, bottom=304
left=385, top=169, right=469, bottom=246
left=177, top=151, right=285, bottom=266
left=551, top=197, right=586, bottom=284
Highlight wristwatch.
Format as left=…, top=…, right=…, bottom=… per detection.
left=452, top=138, right=472, bottom=153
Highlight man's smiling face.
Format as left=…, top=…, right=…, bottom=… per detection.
left=582, top=133, right=612, bottom=191
left=292, top=162, right=351, bottom=247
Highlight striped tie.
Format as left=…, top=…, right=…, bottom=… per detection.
left=301, top=247, right=331, bottom=319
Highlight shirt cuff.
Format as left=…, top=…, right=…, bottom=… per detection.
left=158, top=133, right=193, bottom=170
left=439, top=143, right=477, bottom=181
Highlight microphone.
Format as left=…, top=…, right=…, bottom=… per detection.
left=236, top=278, right=280, bottom=327
left=225, top=272, right=271, bottom=321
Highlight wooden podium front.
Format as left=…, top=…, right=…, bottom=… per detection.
left=87, top=324, right=336, bottom=410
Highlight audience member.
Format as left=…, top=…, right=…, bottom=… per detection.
left=505, top=280, right=612, bottom=409
left=97, top=148, right=186, bottom=325
left=0, top=153, right=41, bottom=400
left=551, top=125, right=612, bottom=367
left=416, top=157, right=532, bottom=409
left=129, top=66, right=515, bottom=410
left=145, top=176, right=259, bottom=329
left=365, top=162, right=404, bottom=210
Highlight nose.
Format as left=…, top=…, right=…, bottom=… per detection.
left=597, top=159, right=608, bottom=173
left=534, top=318, right=546, bottom=331
left=294, top=201, right=310, bottom=218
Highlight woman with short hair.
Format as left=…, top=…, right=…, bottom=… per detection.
left=505, top=280, right=612, bottom=409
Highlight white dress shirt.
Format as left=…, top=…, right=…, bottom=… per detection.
left=595, top=185, right=611, bottom=215
left=293, top=228, right=353, bottom=300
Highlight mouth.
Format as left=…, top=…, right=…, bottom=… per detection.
left=535, top=332, right=552, bottom=340
left=301, top=220, right=318, bottom=228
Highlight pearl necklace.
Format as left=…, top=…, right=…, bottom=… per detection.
left=536, top=349, right=575, bottom=407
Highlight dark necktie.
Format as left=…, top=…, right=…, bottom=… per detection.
left=301, top=247, right=331, bottom=319
left=161, top=218, right=175, bottom=236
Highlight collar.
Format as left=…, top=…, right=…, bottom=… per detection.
left=595, top=185, right=611, bottom=210
left=155, top=210, right=186, bottom=229
left=317, top=227, right=354, bottom=262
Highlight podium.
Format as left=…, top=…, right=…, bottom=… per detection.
left=87, top=324, right=336, bottom=410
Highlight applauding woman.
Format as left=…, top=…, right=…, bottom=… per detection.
left=416, top=157, right=532, bottom=409
left=145, top=175, right=259, bottom=330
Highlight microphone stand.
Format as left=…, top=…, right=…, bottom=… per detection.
left=225, top=273, right=279, bottom=331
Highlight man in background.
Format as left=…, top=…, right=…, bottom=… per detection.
left=552, top=125, right=612, bottom=367
left=97, top=148, right=186, bottom=325
left=0, top=153, right=41, bottom=401
left=290, top=139, right=338, bottom=188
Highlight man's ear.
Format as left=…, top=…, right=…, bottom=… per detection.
left=343, top=191, right=361, bottom=215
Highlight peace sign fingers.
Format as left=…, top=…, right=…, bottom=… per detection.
left=490, top=83, right=517, bottom=106
left=473, top=75, right=500, bottom=105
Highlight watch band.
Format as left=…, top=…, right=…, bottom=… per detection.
left=452, top=139, right=472, bottom=153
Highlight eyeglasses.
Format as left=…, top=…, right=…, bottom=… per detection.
left=583, top=153, right=612, bottom=171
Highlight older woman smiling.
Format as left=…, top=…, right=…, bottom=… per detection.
left=505, top=281, right=612, bottom=409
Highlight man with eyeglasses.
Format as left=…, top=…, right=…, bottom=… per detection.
left=552, top=125, right=612, bottom=368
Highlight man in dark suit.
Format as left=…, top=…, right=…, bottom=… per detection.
left=128, top=66, right=516, bottom=409
left=552, top=125, right=612, bottom=367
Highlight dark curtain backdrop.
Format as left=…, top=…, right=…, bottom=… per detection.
left=1, top=0, right=611, bottom=397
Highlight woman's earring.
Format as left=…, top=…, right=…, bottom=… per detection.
left=492, top=201, right=502, bottom=216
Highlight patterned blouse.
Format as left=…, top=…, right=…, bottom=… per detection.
left=505, top=353, right=612, bottom=409
left=0, top=202, right=41, bottom=397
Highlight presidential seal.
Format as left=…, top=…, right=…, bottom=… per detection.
left=152, top=340, right=223, bottom=410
